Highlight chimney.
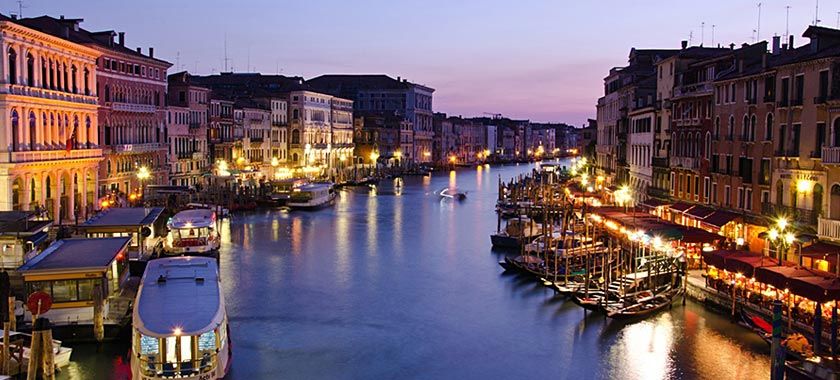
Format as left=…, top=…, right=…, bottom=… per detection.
left=788, top=35, right=794, bottom=49
left=136, top=47, right=141, bottom=53
left=10, top=14, right=16, bottom=20
left=60, top=15, right=64, bottom=20
left=681, top=40, right=688, bottom=49
left=118, top=32, right=125, bottom=46
left=148, top=47, right=154, bottom=58
left=782, top=43, right=788, bottom=50
left=772, top=36, right=781, bottom=55
left=397, top=76, right=401, bottom=82
left=729, top=43, right=736, bottom=50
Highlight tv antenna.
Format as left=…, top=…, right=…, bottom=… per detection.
left=756, top=3, right=762, bottom=42
left=785, top=5, right=791, bottom=41
left=16, top=0, right=25, bottom=18
left=712, top=25, right=716, bottom=46
left=223, top=34, right=230, bottom=72
left=701, top=22, right=705, bottom=46
left=814, top=0, right=820, bottom=25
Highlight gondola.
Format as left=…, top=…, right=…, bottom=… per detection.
left=605, top=288, right=682, bottom=319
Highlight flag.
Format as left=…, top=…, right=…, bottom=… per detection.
left=66, top=125, right=77, bottom=152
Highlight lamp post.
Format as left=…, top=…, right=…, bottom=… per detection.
left=767, top=217, right=795, bottom=265
left=370, top=151, right=379, bottom=177
left=136, top=165, right=151, bottom=205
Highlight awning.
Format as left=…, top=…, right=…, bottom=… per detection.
left=755, top=265, right=815, bottom=290
left=702, top=249, right=742, bottom=268
left=725, top=254, right=775, bottom=278
left=788, top=273, right=840, bottom=303
left=686, top=205, right=715, bottom=219
left=701, top=210, right=739, bottom=229
left=670, top=202, right=694, bottom=212
left=641, top=199, right=671, bottom=208
left=801, top=242, right=840, bottom=256
left=24, top=231, right=47, bottom=246
left=679, top=226, right=723, bottom=243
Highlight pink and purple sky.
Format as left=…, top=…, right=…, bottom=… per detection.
left=25, top=1, right=837, bottom=124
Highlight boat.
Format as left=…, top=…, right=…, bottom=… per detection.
left=287, top=183, right=337, bottom=210
left=499, top=255, right=544, bottom=274
left=605, top=287, right=683, bottom=319
left=738, top=309, right=773, bottom=343
left=440, top=188, right=466, bottom=201
left=185, top=203, right=230, bottom=218
left=490, top=218, right=542, bottom=249
left=165, top=209, right=220, bottom=256
left=131, top=257, right=231, bottom=380
left=0, top=329, right=72, bottom=374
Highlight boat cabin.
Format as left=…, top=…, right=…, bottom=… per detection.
left=166, top=209, right=219, bottom=255
left=77, top=207, right=166, bottom=261
left=133, top=257, right=229, bottom=378
left=18, top=237, right=130, bottom=325
left=0, top=211, right=52, bottom=270
left=289, top=183, right=333, bottom=203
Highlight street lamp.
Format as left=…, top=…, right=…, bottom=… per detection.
left=136, top=165, right=151, bottom=203
left=394, top=150, right=402, bottom=168
left=768, top=217, right=795, bottom=265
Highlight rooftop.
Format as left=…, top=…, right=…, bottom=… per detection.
left=19, top=237, right=130, bottom=273
left=0, top=212, right=51, bottom=234
left=135, top=257, right=222, bottom=336
left=79, top=207, right=164, bottom=228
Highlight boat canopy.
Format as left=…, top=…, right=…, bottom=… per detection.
left=134, top=257, right=223, bottom=337
left=168, top=209, right=216, bottom=229
left=19, top=237, right=130, bottom=273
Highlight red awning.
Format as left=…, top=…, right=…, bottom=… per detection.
left=686, top=205, right=715, bottom=219
left=679, top=226, right=723, bottom=244
left=801, top=242, right=840, bottom=256
left=754, top=265, right=814, bottom=290
left=701, top=210, right=740, bottom=229
left=788, top=273, right=840, bottom=303
left=670, top=202, right=693, bottom=212
left=725, top=254, right=775, bottom=278
left=641, top=199, right=671, bottom=208
left=702, top=249, right=742, bottom=268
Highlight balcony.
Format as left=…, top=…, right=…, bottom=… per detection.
left=673, top=82, right=714, bottom=98
left=111, top=143, right=164, bottom=153
left=792, top=98, right=804, bottom=106
left=814, top=96, right=828, bottom=105
left=188, top=122, right=202, bottom=129
left=775, top=149, right=800, bottom=158
left=778, top=99, right=789, bottom=108
left=763, top=95, right=776, bottom=103
left=762, top=202, right=817, bottom=226
left=823, top=147, right=840, bottom=164
left=2, top=84, right=98, bottom=105
left=111, top=102, right=156, bottom=113
left=819, top=218, right=840, bottom=242
left=4, top=148, right=102, bottom=163
left=669, top=156, right=699, bottom=169
left=652, top=157, right=669, bottom=168
left=271, top=122, right=287, bottom=127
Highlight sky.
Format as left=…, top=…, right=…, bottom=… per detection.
left=19, top=0, right=839, bottom=125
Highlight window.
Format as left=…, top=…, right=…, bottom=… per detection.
left=727, top=116, right=734, bottom=140
left=724, top=185, right=731, bottom=206
left=792, top=124, right=801, bottom=155
left=819, top=70, right=829, bottom=101
left=745, top=188, right=753, bottom=211
left=694, top=175, right=700, bottom=198
left=704, top=177, right=710, bottom=201
left=760, top=158, right=770, bottom=185
left=817, top=122, right=826, bottom=157
left=714, top=117, right=721, bottom=139
left=765, top=113, right=773, bottom=140
left=670, top=172, right=675, bottom=194
left=712, top=182, right=718, bottom=204
left=7, top=48, right=16, bottom=85
left=737, top=187, right=744, bottom=209
left=794, top=74, right=804, bottom=105
left=781, top=77, right=790, bottom=105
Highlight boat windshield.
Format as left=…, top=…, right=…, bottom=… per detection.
left=169, top=226, right=215, bottom=247
left=135, top=324, right=226, bottom=377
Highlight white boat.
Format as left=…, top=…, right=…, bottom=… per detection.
left=439, top=188, right=466, bottom=200
left=165, top=209, right=220, bottom=256
left=287, top=183, right=336, bottom=209
left=131, top=257, right=231, bottom=379
left=0, top=329, right=72, bottom=374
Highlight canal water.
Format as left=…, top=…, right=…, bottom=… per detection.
left=60, top=161, right=771, bottom=379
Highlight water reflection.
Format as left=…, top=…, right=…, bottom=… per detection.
left=62, top=161, right=772, bottom=380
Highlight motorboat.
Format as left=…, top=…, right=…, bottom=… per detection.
left=287, top=183, right=337, bottom=210
left=165, top=209, right=220, bottom=256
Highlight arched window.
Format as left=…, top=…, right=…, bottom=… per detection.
left=714, top=116, right=721, bottom=139
left=292, top=109, right=299, bottom=120
left=42, top=112, right=48, bottom=147
left=83, top=68, right=90, bottom=95
left=695, top=132, right=702, bottom=156
left=104, top=85, right=110, bottom=102
left=776, top=180, right=784, bottom=205
left=728, top=115, right=735, bottom=140
left=85, top=116, right=91, bottom=148
left=831, top=184, right=840, bottom=219
left=705, top=132, right=711, bottom=159
left=10, top=110, right=18, bottom=151
left=71, top=65, right=78, bottom=93
left=40, top=58, right=47, bottom=89
left=291, top=129, right=300, bottom=144
left=45, top=176, right=51, bottom=199
left=834, top=117, right=840, bottom=147
left=742, top=115, right=749, bottom=141
left=48, top=59, right=55, bottom=89
left=815, top=184, right=824, bottom=218
left=292, top=153, right=299, bottom=163
left=26, top=54, right=34, bottom=87
left=7, top=48, right=16, bottom=85
left=749, top=114, right=757, bottom=142
left=28, top=112, right=35, bottom=150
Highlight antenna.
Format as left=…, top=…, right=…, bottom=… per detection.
left=785, top=5, right=791, bottom=41
left=176, top=51, right=180, bottom=72
left=688, top=30, right=693, bottom=46
left=712, top=25, right=716, bottom=46
left=756, top=3, right=762, bottom=42
left=837, top=11, right=839, bottom=28
left=223, top=34, right=230, bottom=72
left=701, top=22, right=705, bottom=46
left=247, top=47, right=250, bottom=74
left=16, top=0, right=25, bottom=18
left=813, top=0, right=819, bottom=25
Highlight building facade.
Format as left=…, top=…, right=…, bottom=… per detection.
left=166, top=72, right=209, bottom=187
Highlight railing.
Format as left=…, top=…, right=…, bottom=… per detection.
left=819, top=218, right=840, bottom=242
left=763, top=95, right=776, bottom=103
left=192, top=152, right=204, bottom=160
left=271, top=122, right=287, bottom=127
left=137, top=352, right=217, bottom=378
left=2, top=84, right=98, bottom=105
left=669, top=156, right=699, bottom=169
left=778, top=99, right=789, bottom=107
left=823, top=147, right=840, bottom=164
left=775, top=149, right=800, bottom=158
left=111, top=102, right=157, bottom=113
left=112, top=143, right=164, bottom=153
left=814, top=96, right=828, bottom=105
left=792, top=97, right=804, bottom=106
left=188, top=123, right=202, bottom=129
left=762, top=202, right=817, bottom=226
left=3, top=148, right=102, bottom=163
left=673, top=82, right=714, bottom=97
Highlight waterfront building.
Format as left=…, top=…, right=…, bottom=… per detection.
left=0, top=15, right=102, bottom=221
left=709, top=41, right=773, bottom=250
left=353, top=112, right=401, bottom=166
left=268, top=97, right=288, bottom=167
left=485, top=124, right=498, bottom=157
left=432, top=114, right=457, bottom=163
left=166, top=72, right=209, bottom=187
left=628, top=97, right=655, bottom=202
left=76, top=206, right=165, bottom=260
left=234, top=99, right=271, bottom=172
left=528, top=123, right=557, bottom=157
left=399, top=118, right=414, bottom=165
left=770, top=28, right=840, bottom=251
left=306, top=75, right=434, bottom=162
left=330, top=97, right=354, bottom=170
left=578, top=119, right=597, bottom=158
left=208, top=97, right=235, bottom=163
left=288, top=90, right=342, bottom=169
left=85, top=31, right=170, bottom=196
left=0, top=211, right=50, bottom=270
